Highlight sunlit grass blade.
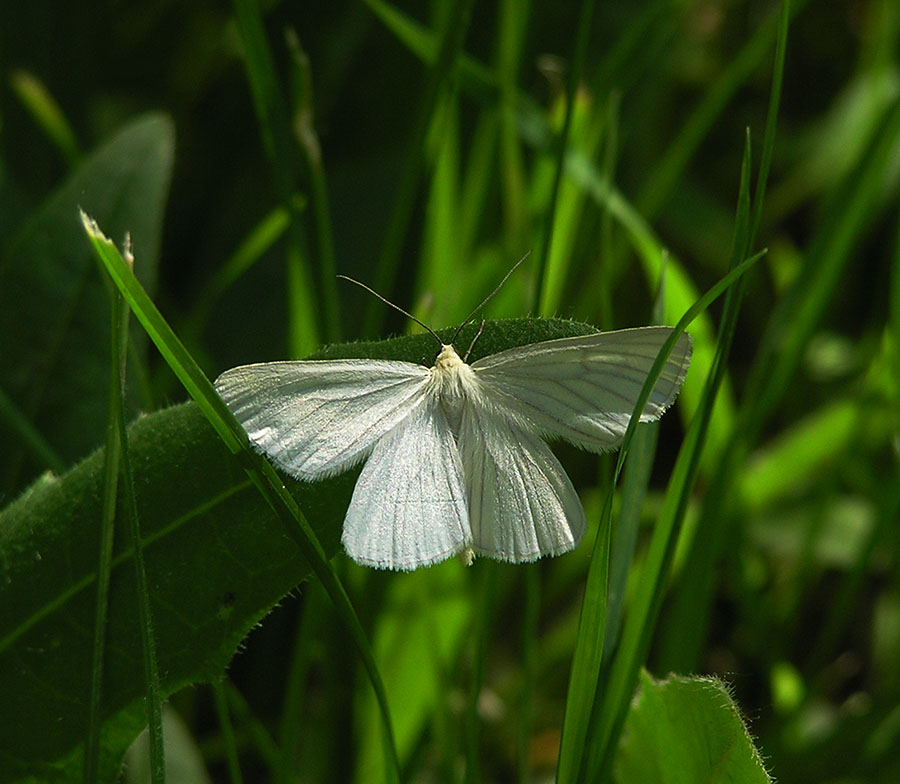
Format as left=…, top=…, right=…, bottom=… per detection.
left=555, top=246, right=765, bottom=783
left=584, top=134, right=757, bottom=780
left=517, top=562, right=540, bottom=784
left=81, top=212, right=401, bottom=782
left=497, top=0, right=530, bottom=254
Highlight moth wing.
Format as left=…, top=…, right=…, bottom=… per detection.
left=459, top=401, right=585, bottom=563
left=342, top=396, right=471, bottom=570
left=471, top=327, right=691, bottom=451
left=215, top=359, right=430, bottom=479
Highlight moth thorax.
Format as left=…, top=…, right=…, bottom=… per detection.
left=431, top=344, right=476, bottom=421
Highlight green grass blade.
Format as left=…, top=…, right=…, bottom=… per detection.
left=602, top=271, right=671, bottom=659
left=108, top=241, right=167, bottom=782
left=517, top=563, right=540, bottom=784
left=84, top=269, right=128, bottom=782
left=9, top=70, right=82, bottom=168
left=213, top=680, right=244, bottom=784
left=0, top=384, right=66, bottom=474
left=362, top=0, right=477, bottom=336
left=586, top=136, right=757, bottom=779
left=534, top=0, right=597, bottom=312
left=637, top=0, right=809, bottom=220
left=81, top=213, right=401, bottom=782
left=464, top=562, right=498, bottom=784
left=556, top=247, right=764, bottom=783
left=232, top=0, right=319, bottom=355
left=751, top=0, right=791, bottom=239
left=497, top=0, right=530, bottom=253
left=286, top=30, right=342, bottom=343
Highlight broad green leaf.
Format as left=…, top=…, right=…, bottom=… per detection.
left=0, top=113, right=173, bottom=492
left=0, top=317, right=593, bottom=782
left=616, top=671, right=772, bottom=784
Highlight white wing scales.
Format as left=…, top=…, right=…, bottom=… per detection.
left=341, top=396, right=471, bottom=570
left=459, top=402, right=585, bottom=563
left=471, top=327, right=691, bottom=451
left=216, top=326, right=690, bottom=570
left=215, top=359, right=430, bottom=479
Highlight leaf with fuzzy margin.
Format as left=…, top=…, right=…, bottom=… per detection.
left=616, top=670, right=772, bottom=784
left=0, top=317, right=595, bottom=782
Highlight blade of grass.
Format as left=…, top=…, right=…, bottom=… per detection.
left=0, top=384, right=66, bottom=474
left=555, top=247, right=765, bottom=783
left=81, top=212, right=401, bottom=783
left=497, top=0, right=531, bottom=251
left=286, top=29, right=342, bottom=343
left=564, top=154, right=736, bottom=458
left=277, top=584, right=325, bottom=784
left=661, top=87, right=900, bottom=675
left=585, top=133, right=757, bottom=781
left=189, top=205, right=293, bottom=338
left=111, top=238, right=166, bottom=782
left=464, top=561, right=499, bottom=784
left=361, top=0, right=477, bottom=336
left=416, top=95, right=462, bottom=326
left=597, top=93, right=619, bottom=331
left=534, top=0, right=597, bottom=314
left=636, top=0, right=808, bottom=220
left=213, top=680, right=245, bottom=784
left=517, top=563, right=540, bottom=784
left=602, top=264, right=671, bottom=660
left=225, top=681, right=281, bottom=771
left=232, top=0, right=319, bottom=356
left=9, top=70, right=82, bottom=168
left=83, top=258, right=129, bottom=782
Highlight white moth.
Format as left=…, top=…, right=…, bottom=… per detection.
left=215, top=306, right=691, bottom=571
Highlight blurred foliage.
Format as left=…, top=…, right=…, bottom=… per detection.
left=1, top=0, right=899, bottom=782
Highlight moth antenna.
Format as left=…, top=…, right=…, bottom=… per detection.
left=337, top=275, right=442, bottom=346
left=463, top=319, right=486, bottom=363
left=449, top=251, right=531, bottom=345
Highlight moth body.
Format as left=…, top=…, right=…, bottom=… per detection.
left=429, top=343, right=480, bottom=432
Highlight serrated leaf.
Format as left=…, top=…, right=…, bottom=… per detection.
left=0, top=317, right=594, bottom=782
left=616, top=671, right=772, bottom=784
